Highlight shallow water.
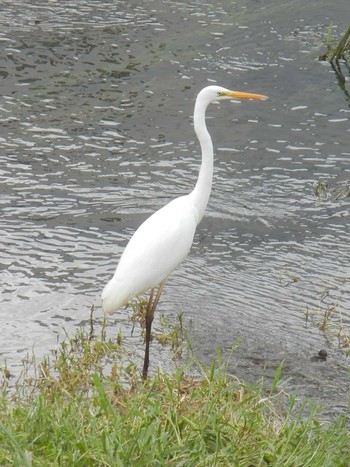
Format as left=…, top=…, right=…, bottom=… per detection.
left=0, top=0, right=349, bottom=416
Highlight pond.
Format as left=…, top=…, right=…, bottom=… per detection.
left=0, top=0, right=349, bottom=418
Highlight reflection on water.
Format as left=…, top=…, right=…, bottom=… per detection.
left=0, top=0, right=349, bottom=416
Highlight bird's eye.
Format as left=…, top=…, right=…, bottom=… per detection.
left=217, top=91, right=224, bottom=97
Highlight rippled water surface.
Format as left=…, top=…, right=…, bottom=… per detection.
left=1, top=0, right=349, bottom=415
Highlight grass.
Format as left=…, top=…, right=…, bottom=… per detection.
left=130, top=298, right=186, bottom=356
left=0, top=310, right=349, bottom=466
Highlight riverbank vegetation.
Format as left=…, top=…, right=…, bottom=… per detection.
left=0, top=314, right=349, bottom=466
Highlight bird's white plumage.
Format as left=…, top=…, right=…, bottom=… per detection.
left=102, top=85, right=267, bottom=315
left=102, top=194, right=198, bottom=313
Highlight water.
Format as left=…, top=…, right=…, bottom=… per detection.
left=0, top=0, right=349, bottom=416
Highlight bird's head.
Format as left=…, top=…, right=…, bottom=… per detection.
left=198, top=85, right=268, bottom=106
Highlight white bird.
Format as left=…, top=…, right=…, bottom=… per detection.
left=102, top=85, right=267, bottom=379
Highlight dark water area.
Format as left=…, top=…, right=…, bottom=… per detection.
left=0, top=1, right=349, bottom=418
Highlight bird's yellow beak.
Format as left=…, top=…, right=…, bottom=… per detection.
left=224, top=90, right=268, bottom=100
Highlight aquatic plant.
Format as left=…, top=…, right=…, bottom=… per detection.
left=320, top=24, right=350, bottom=62
left=305, top=289, right=350, bottom=354
left=319, top=24, right=350, bottom=101
left=315, top=179, right=350, bottom=201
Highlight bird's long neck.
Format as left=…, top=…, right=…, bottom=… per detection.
left=189, top=97, right=213, bottom=225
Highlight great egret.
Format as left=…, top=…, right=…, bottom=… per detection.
left=102, top=85, right=267, bottom=379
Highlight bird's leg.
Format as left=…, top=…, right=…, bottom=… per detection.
left=142, top=288, right=154, bottom=380
left=142, top=288, right=155, bottom=380
left=142, top=281, right=165, bottom=380
left=151, top=281, right=165, bottom=316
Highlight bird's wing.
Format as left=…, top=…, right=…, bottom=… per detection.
left=118, top=195, right=197, bottom=286
left=102, top=195, right=198, bottom=312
